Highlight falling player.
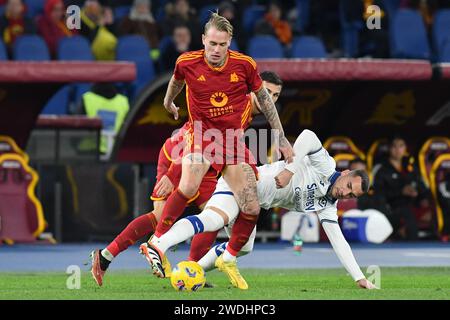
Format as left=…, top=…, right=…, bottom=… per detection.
left=142, top=129, right=378, bottom=290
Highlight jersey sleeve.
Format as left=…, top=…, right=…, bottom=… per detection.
left=173, top=56, right=186, bottom=81
left=245, top=58, right=263, bottom=92
left=308, top=148, right=337, bottom=179
left=316, top=205, right=339, bottom=223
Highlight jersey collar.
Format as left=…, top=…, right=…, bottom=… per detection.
left=325, top=171, right=341, bottom=203
left=203, top=51, right=229, bottom=72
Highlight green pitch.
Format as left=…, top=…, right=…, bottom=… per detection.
left=0, top=267, right=449, bottom=300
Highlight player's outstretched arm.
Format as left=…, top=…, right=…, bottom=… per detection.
left=255, top=87, right=294, bottom=163
left=321, top=219, right=379, bottom=290
left=163, top=75, right=185, bottom=120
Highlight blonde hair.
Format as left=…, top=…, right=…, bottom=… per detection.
left=204, top=12, right=233, bottom=37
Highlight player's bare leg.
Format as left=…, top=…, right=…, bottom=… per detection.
left=152, top=153, right=210, bottom=238
left=89, top=200, right=164, bottom=286
left=215, top=163, right=260, bottom=290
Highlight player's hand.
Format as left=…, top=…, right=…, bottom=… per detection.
left=274, top=169, right=294, bottom=189
left=154, top=175, right=174, bottom=198
left=164, top=101, right=179, bottom=120
left=357, top=278, right=379, bottom=290
left=279, top=136, right=295, bottom=163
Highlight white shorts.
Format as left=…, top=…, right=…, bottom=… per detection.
left=205, top=177, right=256, bottom=253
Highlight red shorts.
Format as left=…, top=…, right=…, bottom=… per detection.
left=185, top=128, right=258, bottom=177
left=150, top=136, right=218, bottom=206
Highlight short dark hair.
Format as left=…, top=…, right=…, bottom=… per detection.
left=388, top=135, right=406, bottom=147
left=350, top=169, right=370, bottom=194
left=260, top=71, right=283, bottom=87
left=349, top=158, right=366, bottom=168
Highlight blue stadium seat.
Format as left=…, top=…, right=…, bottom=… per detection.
left=382, top=0, right=401, bottom=23
left=114, top=5, right=131, bottom=22
left=0, top=5, right=5, bottom=17
left=57, top=36, right=93, bottom=61
left=116, top=35, right=156, bottom=98
left=291, top=36, right=327, bottom=58
left=440, top=40, right=450, bottom=62
left=433, top=9, right=450, bottom=61
left=247, top=35, right=284, bottom=58
left=199, top=5, right=217, bottom=25
left=0, top=39, right=7, bottom=60
left=73, top=83, right=92, bottom=112
left=13, top=35, right=50, bottom=61
left=390, top=9, right=431, bottom=59
left=24, top=0, right=44, bottom=18
left=41, top=85, right=71, bottom=115
left=242, top=5, right=265, bottom=34
left=339, top=0, right=363, bottom=57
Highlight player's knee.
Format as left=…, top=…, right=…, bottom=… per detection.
left=197, top=208, right=226, bottom=232
left=243, top=202, right=260, bottom=216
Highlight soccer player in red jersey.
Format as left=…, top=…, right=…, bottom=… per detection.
left=89, top=70, right=284, bottom=287
left=141, top=13, right=293, bottom=289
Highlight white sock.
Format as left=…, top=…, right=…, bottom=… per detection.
left=101, top=248, right=114, bottom=262
left=152, top=219, right=195, bottom=253
left=152, top=209, right=225, bottom=254
left=198, top=242, right=227, bottom=271
left=222, top=248, right=237, bottom=262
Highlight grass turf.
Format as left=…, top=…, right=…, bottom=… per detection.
left=0, top=267, right=449, bottom=300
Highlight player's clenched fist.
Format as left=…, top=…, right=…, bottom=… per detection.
left=274, top=169, right=294, bottom=189
left=279, top=136, right=295, bottom=163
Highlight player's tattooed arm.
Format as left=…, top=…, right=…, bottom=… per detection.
left=255, top=87, right=295, bottom=162
left=163, top=76, right=185, bottom=120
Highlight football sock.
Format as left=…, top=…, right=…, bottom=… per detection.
left=188, top=231, right=219, bottom=262
left=153, top=209, right=225, bottom=254
left=198, top=242, right=227, bottom=271
left=224, top=212, right=258, bottom=262
left=154, top=188, right=190, bottom=237
left=105, top=212, right=157, bottom=258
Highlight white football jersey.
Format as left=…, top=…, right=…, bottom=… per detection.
left=256, top=147, right=340, bottom=221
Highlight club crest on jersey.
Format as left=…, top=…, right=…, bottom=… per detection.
left=210, top=92, right=228, bottom=108
left=230, top=72, right=239, bottom=82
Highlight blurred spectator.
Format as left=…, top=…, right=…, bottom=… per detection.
left=80, top=0, right=117, bottom=61
left=161, top=0, right=202, bottom=49
left=37, top=0, right=76, bottom=57
left=0, top=0, right=35, bottom=51
left=437, top=172, right=450, bottom=242
left=79, top=82, right=130, bottom=156
left=373, top=136, right=433, bottom=240
left=160, top=23, right=193, bottom=72
left=307, top=0, right=341, bottom=56
left=341, top=0, right=390, bottom=58
left=217, top=1, right=245, bottom=51
left=117, top=0, right=161, bottom=60
left=254, top=1, right=292, bottom=46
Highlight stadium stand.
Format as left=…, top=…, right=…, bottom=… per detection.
left=40, top=85, right=71, bottom=115
left=13, top=35, right=50, bottom=61
left=114, top=5, right=131, bottom=22
left=57, top=36, right=94, bottom=61
left=116, top=35, right=156, bottom=99
left=432, top=9, right=450, bottom=62
left=247, top=35, right=284, bottom=58
left=291, top=36, right=327, bottom=58
left=0, top=39, right=7, bottom=60
left=390, top=9, right=431, bottom=59
left=199, top=4, right=217, bottom=25
left=24, top=0, right=44, bottom=18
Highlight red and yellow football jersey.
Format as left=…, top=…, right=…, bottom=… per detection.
left=173, top=49, right=263, bottom=133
